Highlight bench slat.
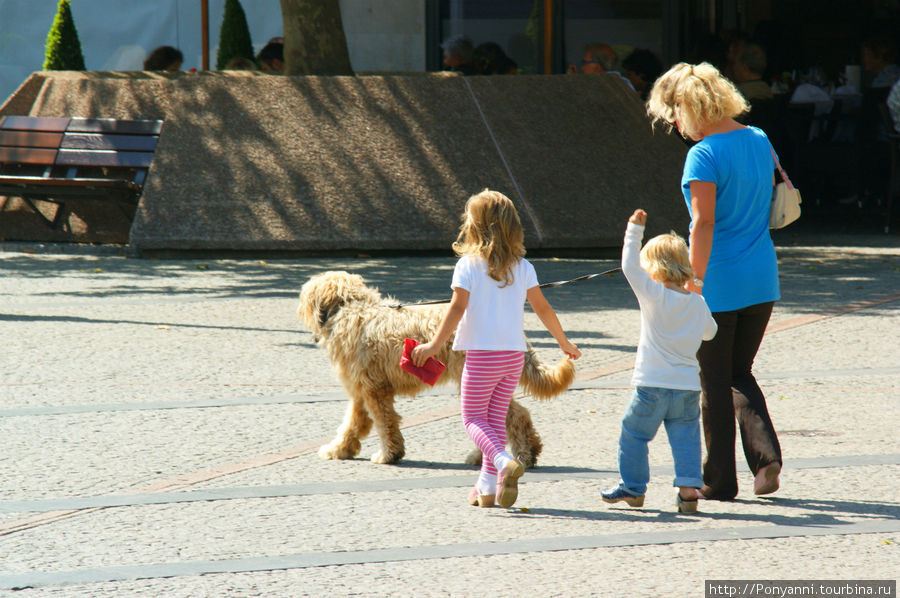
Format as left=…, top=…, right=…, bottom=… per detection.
left=67, top=118, right=163, bottom=136
left=0, top=176, right=140, bottom=199
left=1, top=116, right=71, bottom=132
left=0, top=175, right=139, bottom=189
left=0, top=131, right=64, bottom=149
left=56, top=148, right=154, bottom=168
left=61, top=133, right=158, bottom=152
left=0, top=147, right=57, bottom=165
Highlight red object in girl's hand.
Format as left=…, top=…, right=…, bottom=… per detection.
left=399, top=338, right=446, bottom=386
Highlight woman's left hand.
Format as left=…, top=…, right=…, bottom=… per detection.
left=685, top=279, right=703, bottom=295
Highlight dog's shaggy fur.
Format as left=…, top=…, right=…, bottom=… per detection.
left=297, top=270, right=575, bottom=468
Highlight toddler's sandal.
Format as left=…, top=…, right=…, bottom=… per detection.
left=468, top=486, right=495, bottom=508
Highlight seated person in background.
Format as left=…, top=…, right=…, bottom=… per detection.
left=791, top=67, right=833, bottom=116
left=442, top=35, right=476, bottom=75
left=888, top=78, right=900, bottom=134
left=861, top=35, right=900, bottom=90
left=568, top=43, right=635, bottom=91
left=144, top=46, right=183, bottom=71
left=472, top=42, right=518, bottom=75
left=622, top=48, right=663, bottom=100
left=859, top=36, right=899, bottom=142
left=732, top=43, right=773, bottom=102
left=568, top=42, right=614, bottom=74
left=256, top=41, right=284, bottom=74
left=722, top=30, right=750, bottom=81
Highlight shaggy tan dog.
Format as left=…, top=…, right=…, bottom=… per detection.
left=298, top=270, right=576, bottom=468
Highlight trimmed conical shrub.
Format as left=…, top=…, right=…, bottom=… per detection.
left=43, top=0, right=85, bottom=71
left=216, top=0, right=254, bottom=70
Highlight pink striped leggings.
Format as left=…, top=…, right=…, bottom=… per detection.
left=460, top=350, right=525, bottom=476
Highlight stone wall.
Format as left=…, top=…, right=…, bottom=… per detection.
left=0, top=70, right=688, bottom=252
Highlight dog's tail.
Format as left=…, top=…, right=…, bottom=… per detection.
left=519, top=349, right=576, bottom=399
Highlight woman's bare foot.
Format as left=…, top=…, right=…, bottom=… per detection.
left=678, top=486, right=702, bottom=501
left=754, top=462, right=781, bottom=495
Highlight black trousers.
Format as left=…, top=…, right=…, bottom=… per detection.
left=698, top=301, right=782, bottom=500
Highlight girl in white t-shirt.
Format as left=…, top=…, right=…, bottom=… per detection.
left=412, top=189, right=580, bottom=508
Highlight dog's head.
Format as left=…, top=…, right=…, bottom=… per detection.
left=297, top=271, right=382, bottom=340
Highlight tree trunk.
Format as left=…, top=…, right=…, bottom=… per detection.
left=280, top=0, right=354, bottom=75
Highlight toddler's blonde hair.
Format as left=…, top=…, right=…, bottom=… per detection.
left=640, top=231, right=694, bottom=286
left=646, top=62, right=749, bottom=140
left=453, top=188, right=525, bottom=286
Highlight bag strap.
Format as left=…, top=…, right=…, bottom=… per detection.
left=769, top=145, right=795, bottom=190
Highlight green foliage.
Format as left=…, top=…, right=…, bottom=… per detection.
left=43, top=0, right=85, bottom=71
left=525, top=0, right=541, bottom=47
left=522, top=0, right=542, bottom=74
left=216, top=0, right=254, bottom=70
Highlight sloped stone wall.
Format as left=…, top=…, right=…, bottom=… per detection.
left=1, top=70, right=688, bottom=252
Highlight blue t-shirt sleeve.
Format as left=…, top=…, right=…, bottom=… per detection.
left=683, top=144, right=718, bottom=186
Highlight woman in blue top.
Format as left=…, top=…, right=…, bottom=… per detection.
left=645, top=62, right=782, bottom=500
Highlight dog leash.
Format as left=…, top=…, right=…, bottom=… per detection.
left=391, top=267, right=622, bottom=308
left=538, top=267, right=622, bottom=288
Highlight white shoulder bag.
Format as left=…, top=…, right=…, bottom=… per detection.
left=769, top=146, right=802, bottom=229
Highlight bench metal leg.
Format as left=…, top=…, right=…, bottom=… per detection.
left=21, top=197, right=67, bottom=230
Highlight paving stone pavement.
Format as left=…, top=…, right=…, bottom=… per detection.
left=0, top=232, right=898, bottom=597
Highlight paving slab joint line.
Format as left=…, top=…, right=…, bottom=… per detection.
left=2, top=453, right=897, bottom=515
left=0, top=454, right=900, bottom=516
left=2, top=520, right=898, bottom=590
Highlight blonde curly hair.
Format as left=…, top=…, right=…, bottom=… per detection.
left=646, top=62, right=748, bottom=140
left=452, top=189, right=525, bottom=287
left=640, top=231, right=694, bottom=286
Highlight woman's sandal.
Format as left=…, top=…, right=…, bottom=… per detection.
left=676, top=492, right=699, bottom=513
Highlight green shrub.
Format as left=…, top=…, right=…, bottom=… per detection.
left=43, top=0, right=85, bottom=71
left=216, top=0, right=254, bottom=70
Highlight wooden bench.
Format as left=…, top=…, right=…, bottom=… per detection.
left=0, top=115, right=163, bottom=230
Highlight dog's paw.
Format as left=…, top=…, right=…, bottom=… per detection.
left=370, top=449, right=403, bottom=464
left=464, top=448, right=483, bottom=466
left=318, top=443, right=355, bottom=460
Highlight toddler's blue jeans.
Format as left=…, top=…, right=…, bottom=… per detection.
left=617, top=386, right=703, bottom=496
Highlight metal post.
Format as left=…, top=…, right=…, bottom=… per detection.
left=201, top=0, right=210, bottom=70
left=543, top=0, right=553, bottom=74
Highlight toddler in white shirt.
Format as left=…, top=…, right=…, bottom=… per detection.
left=601, top=209, right=717, bottom=513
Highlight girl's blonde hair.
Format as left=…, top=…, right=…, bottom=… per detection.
left=646, top=62, right=749, bottom=140
left=640, top=231, right=694, bottom=286
left=452, top=188, right=525, bottom=286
